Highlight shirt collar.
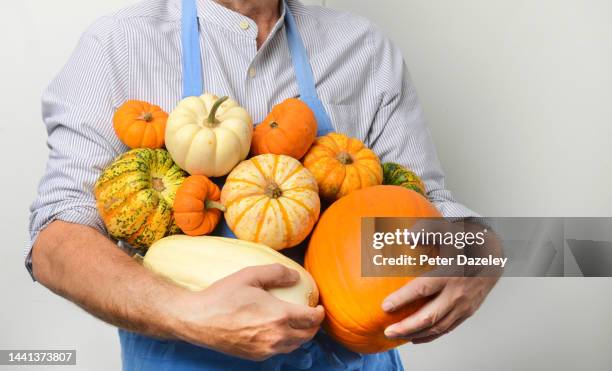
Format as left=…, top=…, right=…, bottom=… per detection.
left=194, top=0, right=287, bottom=39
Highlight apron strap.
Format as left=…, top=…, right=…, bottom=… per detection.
left=284, top=3, right=334, bottom=135
left=181, top=0, right=203, bottom=98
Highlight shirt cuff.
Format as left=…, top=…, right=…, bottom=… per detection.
left=431, top=200, right=480, bottom=219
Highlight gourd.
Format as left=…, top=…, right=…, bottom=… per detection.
left=305, top=185, right=442, bottom=353
left=173, top=175, right=225, bottom=236
left=302, top=133, right=382, bottom=201
left=382, top=162, right=426, bottom=196
left=221, top=154, right=320, bottom=250
left=94, top=149, right=187, bottom=249
left=165, top=94, right=253, bottom=177
left=251, top=98, right=317, bottom=159
left=113, top=100, right=168, bottom=149
left=143, top=235, right=319, bottom=307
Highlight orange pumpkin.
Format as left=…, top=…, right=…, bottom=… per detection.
left=302, top=133, right=383, bottom=201
left=251, top=98, right=317, bottom=159
left=114, top=100, right=168, bottom=149
left=173, top=175, right=225, bottom=236
left=305, top=185, right=442, bottom=354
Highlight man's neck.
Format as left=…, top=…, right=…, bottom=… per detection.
left=214, top=0, right=281, bottom=48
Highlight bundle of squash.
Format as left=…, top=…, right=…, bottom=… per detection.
left=94, top=94, right=440, bottom=354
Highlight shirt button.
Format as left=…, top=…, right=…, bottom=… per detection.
left=239, top=21, right=250, bottom=30
left=248, top=67, right=257, bottom=78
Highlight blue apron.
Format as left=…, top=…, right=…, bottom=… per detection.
left=119, top=0, right=404, bottom=369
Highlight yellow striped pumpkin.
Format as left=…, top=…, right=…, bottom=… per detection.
left=220, top=154, right=320, bottom=250
left=94, top=149, right=187, bottom=249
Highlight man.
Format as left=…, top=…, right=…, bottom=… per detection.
left=28, top=0, right=499, bottom=369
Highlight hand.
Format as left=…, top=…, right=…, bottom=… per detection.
left=381, top=221, right=502, bottom=344
left=382, top=276, right=498, bottom=344
left=170, top=264, right=325, bottom=361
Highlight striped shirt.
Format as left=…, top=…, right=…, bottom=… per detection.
left=27, top=0, right=477, bottom=275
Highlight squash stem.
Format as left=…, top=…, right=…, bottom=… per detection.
left=265, top=182, right=283, bottom=199
left=207, top=96, right=229, bottom=124
left=140, top=112, right=154, bottom=122
left=205, top=200, right=226, bottom=212
left=337, top=152, right=354, bottom=165
left=152, top=177, right=166, bottom=192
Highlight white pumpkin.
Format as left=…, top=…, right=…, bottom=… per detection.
left=143, top=235, right=319, bottom=307
left=165, top=94, right=253, bottom=177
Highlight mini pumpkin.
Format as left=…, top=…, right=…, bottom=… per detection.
left=221, top=154, right=320, bottom=250
left=173, top=175, right=225, bottom=236
left=302, top=133, right=383, bottom=201
left=113, top=100, right=168, bottom=149
left=251, top=98, right=317, bottom=159
left=95, top=149, right=187, bottom=249
left=165, top=94, right=253, bottom=177
left=382, top=162, right=427, bottom=196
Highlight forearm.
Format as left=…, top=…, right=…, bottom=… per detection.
left=31, top=220, right=325, bottom=360
left=31, top=220, right=185, bottom=339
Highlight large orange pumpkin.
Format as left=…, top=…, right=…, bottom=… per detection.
left=251, top=98, right=317, bottom=159
left=305, top=185, right=442, bottom=354
left=173, top=175, right=225, bottom=236
left=113, top=100, right=168, bottom=149
left=302, top=133, right=382, bottom=201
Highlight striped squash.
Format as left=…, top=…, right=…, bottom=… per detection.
left=382, top=162, right=426, bottom=196
left=94, top=149, right=187, bottom=249
left=220, top=154, right=320, bottom=250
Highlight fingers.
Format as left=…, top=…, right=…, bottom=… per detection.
left=266, top=305, right=324, bottom=356
left=384, top=286, right=454, bottom=338
left=410, top=314, right=469, bottom=344
left=382, top=277, right=446, bottom=313
left=237, top=264, right=300, bottom=289
left=286, top=304, right=325, bottom=330
left=384, top=276, right=494, bottom=342
left=275, top=327, right=319, bottom=354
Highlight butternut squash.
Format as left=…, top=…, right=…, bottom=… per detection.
left=143, top=235, right=319, bottom=307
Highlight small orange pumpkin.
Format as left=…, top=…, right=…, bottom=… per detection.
left=114, top=100, right=168, bottom=149
left=173, top=175, right=225, bottom=236
left=251, top=98, right=317, bottom=159
left=302, top=133, right=383, bottom=201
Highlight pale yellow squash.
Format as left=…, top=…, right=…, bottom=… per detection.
left=143, top=235, right=319, bottom=307
left=221, top=154, right=320, bottom=250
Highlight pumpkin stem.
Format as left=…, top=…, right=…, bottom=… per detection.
left=140, top=112, right=154, bottom=122
left=337, top=152, right=354, bottom=165
left=207, top=96, right=229, bottom=125
left=269, top=121, right=279, bottom=129
left=205, top=200, right=226, bottom=212
left=152, top=177, right=166, bottom=192
left=265, top=182, right=283, bottom=199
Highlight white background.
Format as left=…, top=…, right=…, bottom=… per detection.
left=1, top=0, right=611, bottom=370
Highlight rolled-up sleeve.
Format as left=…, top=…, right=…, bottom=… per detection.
left=367, top=28, right=479, bottom=218
left=27, top=17, right=128, bottom=278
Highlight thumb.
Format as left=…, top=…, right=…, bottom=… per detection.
left=237, top=263, right=300, bottom=289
